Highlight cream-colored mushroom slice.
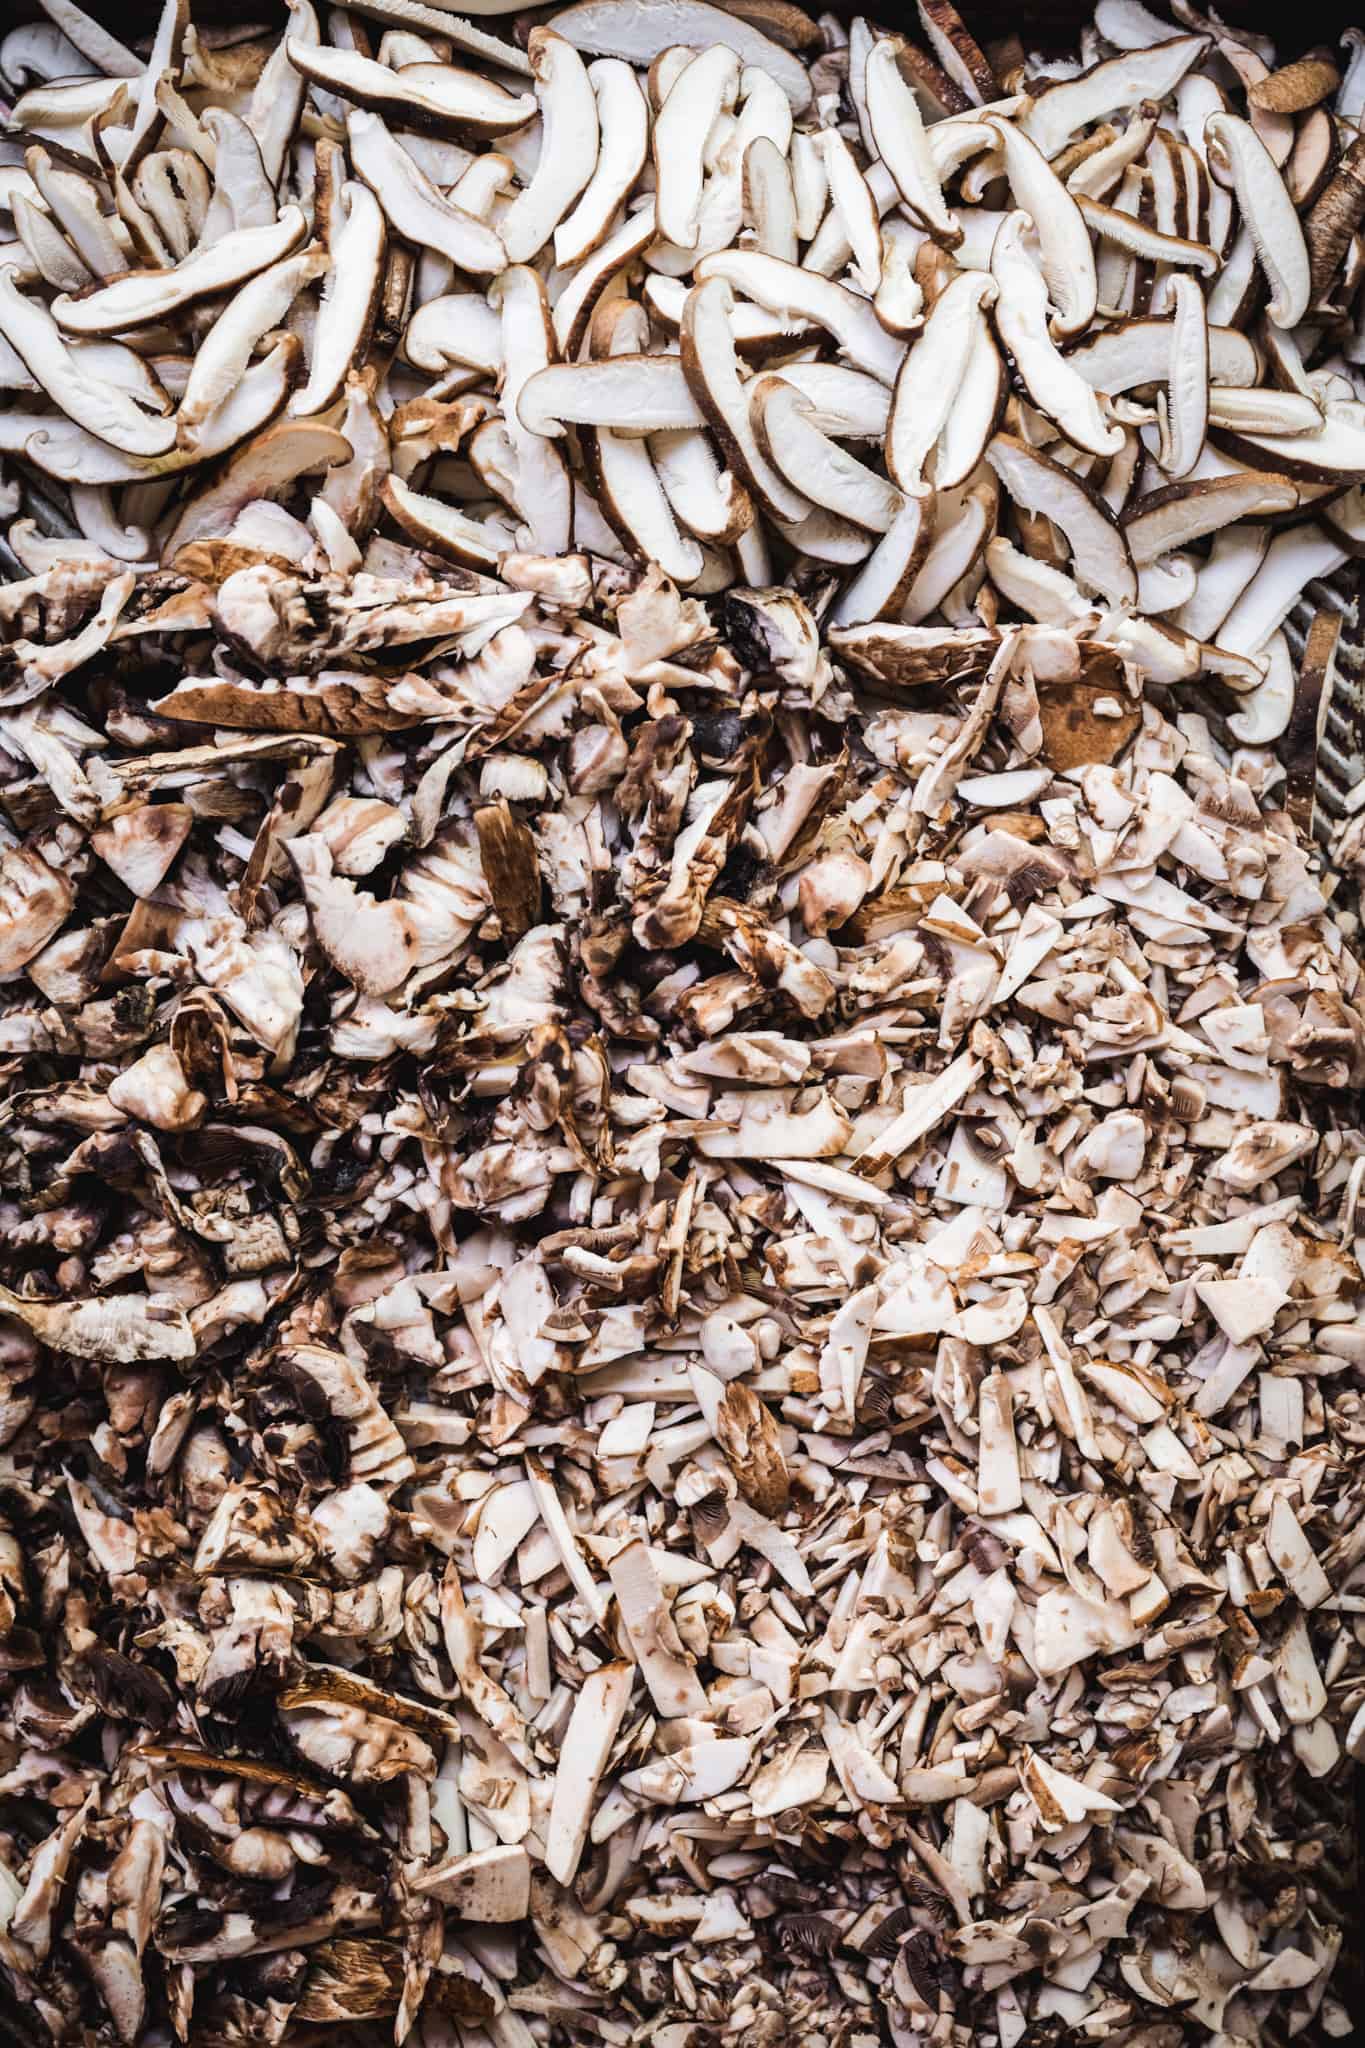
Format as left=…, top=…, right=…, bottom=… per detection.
left=985, top=534, right=1094, bottom=623
left=801, top=154, right=898, bottom=279
left=694, top=248, right=906, bottom=385
left=1156, top=273, right=1207, bottom=479
left=239, top=0, right=316, bottom=188
left=643, top=268, right=813, bottom=352
left=886, top=268, right=996, bottom=490
left=119, top=0, right=187, bottom=175
left=916, top=0, right=995, bottom=104
left=1075, top=193, right=1219, bottom=277
left=518, top=355, right=706, bottom=437
left=771, top=362, right=890, bottom=440
left=789, top=129, right=827, bottom=242
left=1018, top=35, right=1206, bottom=160
left=25, top=149, right=128, bottom=277
left=648, top=427, right=752, bottom=543
left=381, top=471, right=516, bottom=566
left=287, top=183, right=386, bottom=420
left=543, top=1661, right=633, bottom=1888
left=865, top=35, right=960, bottom=248
left=751, top=375, right=902, bottom=532
left=347, top=109, right=505, bottom=274
left=35, top=0, right=139, bottom=77
left=924, top=118, right=994, bottom=192
left=1224, top=624, right=1294, bottom=744
left=551, top=0, right=811, bottom=108
left=131, top=150, right=211, bottom=266
left=51, top=204, right=307, bottom=335
left=902, top=474, right=995, bottom=622
left=0, top=271, right=176, bottom=457
left=1205, top=387, right=1323, bottom=436
left=1065, top=316, right=1258, bottom=393
left=681, top=274, right=808, bottom=520
left=936, top=313, right=1005, bottom=490
left=1068, top=111, right=1158, bottom=206
left=1095, top=0, right=1184, bottom=47
left=403, top=291, right=502, bottom=376
left=871, top=217, right=924, bottom=338
left=652, top=43, right=738, bottom=252
left=12, top=75, right=128, bottom=132
left=1213, top=405, right=1365, bottom=483
left=987, top=430, right=1137, bottom=605
left=829, top=487, right=934, bottom=625
left=1202, top=111, right=1308, bottom=330
left=337, top=0, right=530, bottom=73
left=583, top=299, right=703, bottom=581
left=984, top=117, right=1096, bottom=337
left=12, top=191, right=91, bottom=293
left=682, top=66, right=791, bottom=265
left=285, top=39, right=535, bottom=136
left=1121, top=471, right=1299, bottom=564
left=552, top=196, right=656, bottom=356
left=161, top=418, right=352, bottom=560
left=23, top=333, right=300, bottom=484
left=1213, top=522, right=1347, bottom=658
left=1136, top=550, right=1197, bottom=613
left=496, top=30, right=600, bottom=266
left=1171, top=520, right=1269, bottom=639
left=176, top=248, right=328, bottom=439
left=552, top=59, right=648, bottom=269
left=990, top=213, right=1124, bottom=458
left=743, top=134, right=797, bottom=264
left=814, top=127, right=880, bottom=292
left=198, top=109, right=277, bottom=241
left=493, top=263, right=572, bottom=557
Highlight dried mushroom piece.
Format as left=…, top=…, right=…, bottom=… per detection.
left=2, top=0, right=1365, bottom=2044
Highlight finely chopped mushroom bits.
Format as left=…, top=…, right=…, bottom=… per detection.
left=4, top=0, right=1365, bottom=2042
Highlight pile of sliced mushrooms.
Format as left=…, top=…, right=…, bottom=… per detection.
left=6, top=0, right=1365, bottom=2037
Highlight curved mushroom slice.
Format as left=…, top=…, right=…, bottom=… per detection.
left=200, top=108, right=277, bottom=237
left=1158, top=273, right=1207, bottom=479
left=985, top=534, right=1096, bottom=624
left=1225, top=624, right=1294, bottom=744
left=23, top=335, right=300, bottom=484
left=902, top=475, right=996, bottom=622
left=751, top=375, right=902, bottom=532
left=1213, top=522, right=1347, bottom=658
left=991, top=213, right=1124, bottom=458
left=0, top=272, right=176, bottom=456
left=499, top=30, right=598, bottom=265
left=743, top=133, right=797, bottom=264
left=518, top=355, right=706, bottom=438
left=119, top=0, right=188, bottom=177
left=1019, top=35, right=1207, bottom=160
left=681, top=275, right=808, bottom=521
left=1066, top=317, right=1257, bottom=393
left=548, top=0, right=812, bottom=111
left=285, top=38, right=534, bottom=135
left=653, top=44, right=738, bottom=251
left=1203, top=112, right=1309, bottom=329
left=1121, top=471, right=1299, bottom=564
left=643, top=268, right=813, bottom=352
left=886, top=268, right=996, bottom=490
left=493, top=264, right=572, bottom=557
left=789, top=127, right=827, bottom=241
left=403, top=290, right=502, bottom=377
left=829, top=489, right=935, bottom=626
left=381, top=470, right=515, bottom=566
left=289, top=181, right=387, bottom=418
left=648, top=427, right=753, bottom=543
left=865, top=35, right=960, bottom=248
left=985, top=116, right=1096, bottom=336
left=1212, top=406, right=1365, bottom=483
left=874, top=216, right=925, bottom=337
left=13, top=190, right=93, bottom=294
left=553, top=58, right=648, bottom=268
left=917, top=0, right=996, bottom=104
left=52, top=205, right=308, bottom=334
left=26, top=148, right=130, bottom=278
left=1206, top=387, right=1323, bottom=436
left=987, top=430, right=1137, bottom=606
left=552, top=197, right=656, bottom=356
left=936, top=298, right=1006, bottom=488
left=1075, top=193, right=1219, bottom=276
left=814, top=127, right=880, bottom=292
left=161, top=419, right=351, bottom=561
left=179, top=249, right=329, bottom=437
left=1172, top=520, right=1269, bottom=640
left=33, top=0, right=140, bottom=77
left=692, top=249, right=905, bottom=384
left=583, top=299, right=703, bottom=582
left=348, top=109, right=505, bottom=274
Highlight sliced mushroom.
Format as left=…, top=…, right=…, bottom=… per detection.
left=751, top=376, right=902, bottom=532
left=549, top=0, right=812, bottom=110
left=554, top=58, right=649, bottom=268
left=381, top=470, right=515, bottom=566
left=286, top=38, right=535, bottom=135
left=680, top=274, right=808, bottom=521
left=582, top=298, right=702, bottom=581
left=742, top=133, right=797, bottom=265
left=693, top=248, right=905, bottom=384
left=1018, top=35, right=1208, bottom=160
left=52, top=205, right=308, bottom=334
left=991, top=213, right=1125, bottom=457
left=829, top=489, right=935, bottom=626
left=1212, top=521, right=1347, bottom=657
left=865, top=34, right=961, bottom=248
left=289, top=182, right=387, bottom=419
left=1065, top=316, right=1258, bottom=392
left=887, top=268, right=997, bottom=490
left=653, top=43, right=738, bottom=252
left=985, top=116, right=1096, bottom=336
left=0, top=270, right=176, bottom=456
left=1157, top=273, right=1208, bottom=478
left=519, top=355, right=705, bottom=439
left=403, top=291, right=502, bottom=377
left=499, top=30, right=600, bottom=265
left=1121, top=471, right=1299, bottom=563
left=493, top=264, right=572, bottom=556
left=348, top=109, right=506, bottom=275
left=987, top=430, right=1137, bottom=604
left=180, top=248, right=330, bottom=438
left=162, top=418, right=352, bottom=560
left=649, top=426, right=753, bottom=542
left=1203, top=111, right=1309, bottom=327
